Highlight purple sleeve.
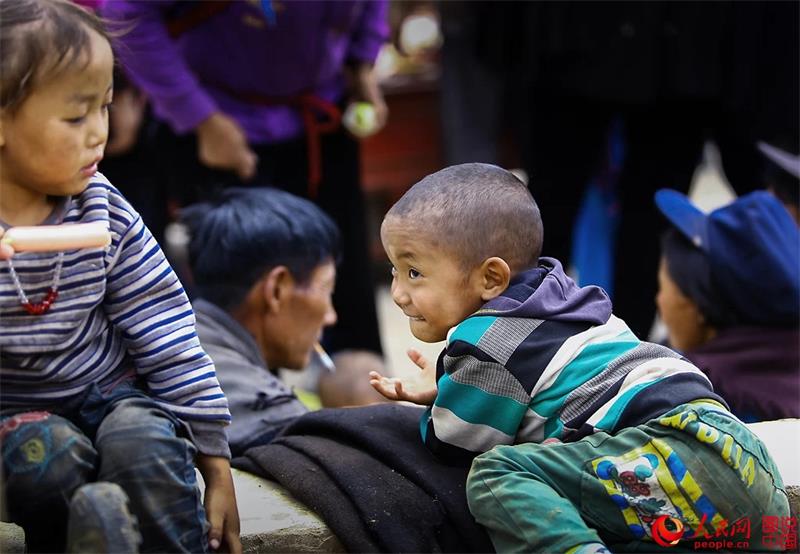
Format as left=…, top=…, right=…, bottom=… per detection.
left=101, top=0, right=218, bottom=134
left=346, top=0, right=390, bottom=64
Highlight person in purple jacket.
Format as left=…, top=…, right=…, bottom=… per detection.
left=655, top=189, right=800, bottom=422
left=101, top=0, right=390, bottom=386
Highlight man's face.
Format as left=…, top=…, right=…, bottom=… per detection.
left=262, top=261, right=338, bottom=370
left=381, top=217, right=485, bottom=343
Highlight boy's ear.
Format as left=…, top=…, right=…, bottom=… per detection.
left=477, top=257, right=511, bottom=301
left=260, top=265, right=294, bottom=314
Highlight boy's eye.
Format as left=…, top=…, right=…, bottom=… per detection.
left=390, top=266, right=397, bottom=277
left=408, top=268, right=421, bottom=279
left=65, top=115, right=86, bottom=124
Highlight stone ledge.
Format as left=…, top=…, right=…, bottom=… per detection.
left=222, top=419, right=800, bottom=553
left=198, top=469, right=344, bottom=553
left=745, top=419, right=800, bottom=487
left=3, top=419, right=798, bottom=553
left=0, top=522, right=23, bottom=554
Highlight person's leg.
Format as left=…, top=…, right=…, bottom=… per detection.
left=66, top=481, right=142, bottom=553
left=439, top=1, right=506, bottom=166
left=611, top=102, right=705, bottom=338
left=713, top=107, right=760, bottom=197
left=94, top=396, right=207, bottom=553
left=468, top=441, right=607, bottom=553
left=316, top=130, right=389, bottom=404
left=260, top=131, right=387, bottom=406
left=152, top=122, right=242, bottom=210
left=467, top=402, right=789, bottom=553
left=100, top=104, right=169, bottom=244
left=1, top=412, right=97, bottom=553
left=520, top=91, right=610, bottom=264
left=653, top=402, right=791, bottom=551
left=315, top=129, right=384, bottom=356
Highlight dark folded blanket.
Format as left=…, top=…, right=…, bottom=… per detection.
left=233, top=403, right=494, bottom=553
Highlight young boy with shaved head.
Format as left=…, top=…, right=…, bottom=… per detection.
left=370, top=163, right=790, bottom=553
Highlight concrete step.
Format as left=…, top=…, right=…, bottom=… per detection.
left=199, top=469, right=344, bottom=553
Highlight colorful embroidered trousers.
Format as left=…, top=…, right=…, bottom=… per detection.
left=467, top=401, right=791, bottom=553
left=0, top=383, right=208, bottom=553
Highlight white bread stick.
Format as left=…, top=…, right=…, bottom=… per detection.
left=1, top=222, right=111, bottom=252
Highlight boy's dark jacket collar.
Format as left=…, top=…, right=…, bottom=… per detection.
left=478, top=257, right=612, bottom=326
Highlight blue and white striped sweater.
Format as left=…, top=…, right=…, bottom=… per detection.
left=422, top=308, right=725, bottom=464
left=1, top=176, right=230, bottom=456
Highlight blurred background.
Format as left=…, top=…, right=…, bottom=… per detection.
left=98, top=0, right=799, bottom=381
left=344, top=1, right=799, bottom=378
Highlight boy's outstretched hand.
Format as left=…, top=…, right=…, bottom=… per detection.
left=369, top=348, right=437, bottom=405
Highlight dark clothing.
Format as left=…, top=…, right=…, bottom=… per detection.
left=438, top=2, right=507, bottom=165
left=102, top=0, right=389, bottom=140
left=686, top=327, right=800, bottom=422
left=193, top=299, right=308, bottom=457
left=233, top=404, right=494, bottom=553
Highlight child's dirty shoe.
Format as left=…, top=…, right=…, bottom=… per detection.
left=67, top=482, right=141, bottom=553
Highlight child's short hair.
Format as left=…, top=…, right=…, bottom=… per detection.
left=0, top=0, right=108, bottom=112
left=183, top=187, right=341, bottom=310
left=385, top=163, right=543, bottom=272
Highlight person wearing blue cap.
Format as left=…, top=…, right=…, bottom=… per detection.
left=656, top=189, right=800, bottom=421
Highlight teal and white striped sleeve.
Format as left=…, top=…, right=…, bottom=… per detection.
left=421, top=330, right=530, bottom=464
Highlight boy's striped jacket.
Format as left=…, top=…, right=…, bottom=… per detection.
left=422, top=258, right=725, bottom=464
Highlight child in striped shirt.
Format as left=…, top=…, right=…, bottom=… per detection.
left=0, top=1, right=239, bottom=551
left=369, top=163, right=790, bottom=553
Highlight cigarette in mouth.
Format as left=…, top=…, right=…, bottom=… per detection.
left=314, top=342, right=336, bottom=373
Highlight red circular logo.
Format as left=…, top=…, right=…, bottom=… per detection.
left=652, top=515, right=685, bottom=547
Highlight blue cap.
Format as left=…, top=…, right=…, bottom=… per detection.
left=655, top=189, right=800, bottom=327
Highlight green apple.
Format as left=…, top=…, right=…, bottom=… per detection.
left=343, top=102, right=378, bottom=138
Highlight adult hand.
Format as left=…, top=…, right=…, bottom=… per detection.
left=345, top=63, right=388, bottom=134
left=196, top=455, right=242, bottom=554
left=369, top=348, right=437, bottom=405
left=196, top=113, right=258, bottom=181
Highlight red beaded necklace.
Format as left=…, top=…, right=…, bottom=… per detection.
left=6, top=252, right=64, bottom=315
